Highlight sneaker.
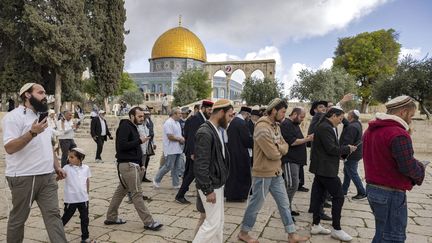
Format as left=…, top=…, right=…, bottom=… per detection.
left=311, top=224, right=331, bottom=235
left=291, top=211, right=300, bottom=216
left=297, top=186, right=309, bottom=192
left=352, top=194, right=367, bottom=200
left=152, top=180, right=160, bottom=188
left=173, top=185, right=181, bottom=189
left=142, top=177, right=152, bottom=183
left=331, top=229, right=353, bottom=242
left=175, top=197, right=191, bottom=204
left=321, top=213, right=332, bottom=221
left=144, top=221, right=163, bottom=231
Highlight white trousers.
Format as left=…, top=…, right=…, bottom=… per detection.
left=193, top=187, right=224, bottom=243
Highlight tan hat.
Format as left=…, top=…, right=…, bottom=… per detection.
left=19, top=83, right=36, bottom=96
left=385, top=95, right=414, bottom=110
left=71, top=147, right=86, bottom=156
left=212, top=99, right=232, bottom=109
left=266, top=98, right=284, bottom=113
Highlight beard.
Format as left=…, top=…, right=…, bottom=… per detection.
left=29, top=96, right=48, bottom=112
left=134, top=117, right=143, bottom=125
left=204, top=111, right=211, bottom=119
left=218, top=116, right=228, bottom=129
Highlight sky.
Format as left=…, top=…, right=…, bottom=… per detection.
left=123, top=0, right=432, bottom=95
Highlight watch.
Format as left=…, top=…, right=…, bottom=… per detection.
left=29, top=130, right=37, bottom=137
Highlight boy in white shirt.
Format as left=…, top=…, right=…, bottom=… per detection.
left=61, top=148, right=95, bottom=243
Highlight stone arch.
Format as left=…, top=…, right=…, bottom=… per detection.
left=251, top=69, right=265, bottom=79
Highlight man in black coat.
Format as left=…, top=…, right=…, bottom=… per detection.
left=142, top=109, right=156, bottom=182
left=193, top=99, right=233, bottom=242
left=90, top=110, right=113, bottom=163
left=225, top=106, right=253, bottom=202
left=175, top=100, right=213, bottom=204
left=309, top=107, right=357, bottom=241
left=340, top=110, right=366, bottom=200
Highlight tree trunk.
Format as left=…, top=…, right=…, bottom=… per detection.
left=360, top=99, right=369, bottom=113
left=1, top=93, right=7, bottom=112
left=104, top=97, right=110, bottom=114
left=54, top=73, right=62, bottom=113
left=420, top=101, right=431, bottom=120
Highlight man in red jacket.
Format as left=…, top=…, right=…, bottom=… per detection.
left=363, top=95, right=426, bottom=243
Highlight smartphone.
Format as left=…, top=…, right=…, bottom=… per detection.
left=38, top=112, right=48, bottom=123
left=355, top=141, right=362, bottom=146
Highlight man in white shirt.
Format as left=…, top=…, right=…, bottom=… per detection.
left=90, top=110, right=113, bottom=163
left=57, top=110, right=79, bottom=167
left=2, top=83, right=67, bottom=243
left=153, top=107, right=184, bottom=188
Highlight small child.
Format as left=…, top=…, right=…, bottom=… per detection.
left=61, top=147, right=96, bottom=243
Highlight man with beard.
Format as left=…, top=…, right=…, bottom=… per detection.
left=2, top=83, right=67, bottom=242
left=280, top=107, right=313, bottom=219
left=58, top=110, right=79, bottom=167
left=363, top=96, right=426, bottom=243
left=238, top=99, right=309, bottom=243
left=175, top=100, right=213, bottom=204
left=193, top=99, right=233, bottom=242
left=225, top=106, right=253, bottom=202
left=90, top=110, right=113, bottom=163
left=142, top=108, right=155, bottom=182
left=105, top=106, right=163, bottom=231
left=309, top=107, right=356, bottom=241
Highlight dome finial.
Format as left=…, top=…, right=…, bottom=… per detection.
left=179, top=14, right=182, bottom=26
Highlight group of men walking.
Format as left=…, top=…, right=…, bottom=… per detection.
left=2, top=82, right=427, bottom=243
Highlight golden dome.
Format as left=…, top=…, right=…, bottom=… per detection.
left=151, top=27, right=207, bottom=62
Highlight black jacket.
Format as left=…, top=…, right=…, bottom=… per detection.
left=307, top=113, right=324, bottom=147
left=146, top=117, right=154, bottom=142
left=281, top=118, right=307, bottom=165
left=90, top=116, right=111, bottom=140
left=194, top=121, right=230, bottom=195
left=309, top=118, right=350, bottom=177
left=115, top=119, right=143, bottom=164
left=184, top=112, right=206, bottom=157
left=340, top=120, right=363, bottom=161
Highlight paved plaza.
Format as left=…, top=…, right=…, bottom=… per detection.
left=0, top=115, right=431, bottom=243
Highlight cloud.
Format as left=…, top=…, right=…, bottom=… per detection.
left=123, top=0, right=388, bottom=72
left=399, top=47, right=422, bottom=60
left=207, top=53, right=241, bottom=62
left=319, top=58, right=334, bottom=70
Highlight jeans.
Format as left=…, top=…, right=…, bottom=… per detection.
left=176, top=156, right=195, bottom=199
left=311, top=175, right=345, bottom=230
left=367, top=184, right=407, bottom=243
left=241, top=176, right=296, bottom=234
left=154, top=154, right=182, bottom=187
left=342, top=159, right=366, bottom=195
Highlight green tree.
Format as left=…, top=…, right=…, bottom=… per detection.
left=173, top=69, right=211, bottom=105
left=374, top=56, right=432, bottom=119
left=88, top=0, right=126, bottom=102
left=333, top=29, right=401, bottom=112
left=290, top=67, right=357, bottom=103
left=121, top=90, right=143, bottom=106
left=241, top=77, right=282, bottom=106
left=114, top=72, right=138, bottom=95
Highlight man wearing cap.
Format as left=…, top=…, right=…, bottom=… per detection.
left=175, top=100, right=213, bottom=204
left=193, top=99, right=233, bottom=242
left=57, top=110, right=79, bottom=167
left=90, top=109, right=113, bottom=163
left=309, top=106, right=357, bottom=241
left=363, top=96, right=426, bottom=243
left=2, top=83, right=67, bottom=242
left=225, top=106, right=253, bottom=202
left=340, top=110, right=366, bottom=200
left=248, top=106, right=261, bottom=136
left=239, top=98, right=309, bottom=243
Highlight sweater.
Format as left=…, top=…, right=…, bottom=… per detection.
left=252, top=116, right=288, bottom=177
left=115, top=119, right=143, bottom=164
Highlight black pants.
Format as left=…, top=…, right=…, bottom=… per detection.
left=311, top=175, right=345, bottom=230
left=175, top=156, right=194, bottom=199
left=62, top=202, right=89, bottom=240
left=95, top=136, right=106, bottom=160
left=59, top=139, right=77, bottom=167
left=143, top=154, right=151, bottom=180
left=298, top=165, right=305, bottom=188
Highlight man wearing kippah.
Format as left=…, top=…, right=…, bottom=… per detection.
left=193, top=99, right=233, bottom=242
left=238, top=98, right=309, bottom=243
left=363, top=95, right=426, bottom=243
left=2, top=83, right=67, bottom=242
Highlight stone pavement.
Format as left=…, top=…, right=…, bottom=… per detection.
left=0, top=116, right=431, bottom=243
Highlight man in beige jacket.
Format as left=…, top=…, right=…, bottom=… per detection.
left=238, top=98, right=309, bottom=243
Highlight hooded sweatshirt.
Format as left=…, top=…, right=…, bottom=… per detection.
left=252, top=116, right=288, bottom=177
left=115, top=119, right=143, bottom=164
left=363, top=113, right=425, bottom=191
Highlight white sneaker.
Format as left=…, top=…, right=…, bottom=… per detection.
left=311, top=224, right=331, bottom=235
left=331, top=229, right=353, bottom=242
left=152, top=180, right=160, bottom=188
left=173, top=185, right=181, bottom=189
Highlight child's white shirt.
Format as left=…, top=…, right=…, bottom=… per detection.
left=63, top=164, right=91, bottom=203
